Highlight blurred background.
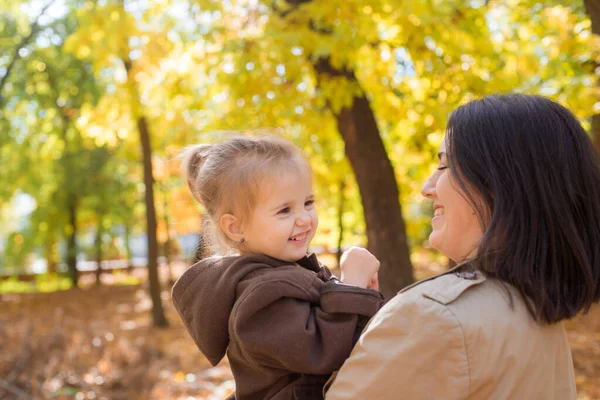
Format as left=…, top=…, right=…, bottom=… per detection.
left=1, top=0, right=599, bottom=399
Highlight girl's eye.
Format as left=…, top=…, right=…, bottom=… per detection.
left=437, top=166, right=448, bottom=171
left=305, top=200, right=315, bottom=208
left=278, top=207, right=291, bottom=215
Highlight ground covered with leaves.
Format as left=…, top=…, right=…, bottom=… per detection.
left=1, top=263, right=599, bottom=400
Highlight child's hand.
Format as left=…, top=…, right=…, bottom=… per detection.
left=340, top=247, right=380, bottom=289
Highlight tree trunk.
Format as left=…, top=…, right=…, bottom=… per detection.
left=124, top=224, right=133, bottom=273
left=336, top=178, right=346, bottom=268
left=585, top=0, right=600, bottom=153
left=119, top=0, right=168, bottom=326
left=314, top=58, right=414, bottom=299
left=122, top=57, right=168, bottom=327
left=46, top=232, right=58, bottom=274
left=161, top=183, right=175, bottom=285
left=66, top=195, right=78, bottom=288
left=137, top=114, right=168, bottom=327
left=593, top=113, right=600, bottom=156
left=95, top=215, right=104, bottom=287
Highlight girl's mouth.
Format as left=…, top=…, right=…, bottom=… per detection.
left=289, top=231, right=309, bottom=241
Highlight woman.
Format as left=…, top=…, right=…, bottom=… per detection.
left=325, top=94, right=600, bottom=399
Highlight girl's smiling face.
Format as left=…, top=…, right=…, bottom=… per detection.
left=240, top=167, right=318, bottom=262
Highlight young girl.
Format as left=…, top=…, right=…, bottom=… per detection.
left=171, top=134, right=382, bottom=400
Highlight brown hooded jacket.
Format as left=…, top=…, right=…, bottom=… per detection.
left=171, top=253, right=383, bottom=400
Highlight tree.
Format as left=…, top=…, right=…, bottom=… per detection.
left=0, top=0, right=56, bottom=107
left=3, top=0, right=595, bottom=303
left=0, top=4, right=101, bottom=285
left=63, top=1, right=173, bottom=326
left=0, top=2, right=145, bottom=289
left=182, top=0, right=501, bottom=296
left=123, top=55, right=168, bottom=326
left=585, top=0, right=600, bottom=153
left=312, top=56, right=414, bottom=296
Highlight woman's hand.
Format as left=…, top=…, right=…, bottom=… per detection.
left=340, top=247, right=380, bottom=289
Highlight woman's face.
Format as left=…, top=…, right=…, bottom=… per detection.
left=421, top=140, right=484, bottom=262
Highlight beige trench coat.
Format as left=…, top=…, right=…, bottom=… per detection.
left=325, top=268, right=577, bottom=399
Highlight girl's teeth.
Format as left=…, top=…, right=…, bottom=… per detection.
left=434, top=208, right=445, bottom=216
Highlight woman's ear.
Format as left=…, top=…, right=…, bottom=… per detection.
left=220, top=213, right=244, bottom=242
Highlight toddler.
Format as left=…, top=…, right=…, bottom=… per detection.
left=172, top=134, right=382, bottom=400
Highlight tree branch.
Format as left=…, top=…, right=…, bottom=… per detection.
left=0, top=0, right=57, bottom=106
left=585, top=0, right=600, bottom=35
left=270, top=0, right=405, bottom=55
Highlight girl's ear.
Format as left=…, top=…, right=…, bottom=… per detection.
left=220, top=213, right=244, bottom=242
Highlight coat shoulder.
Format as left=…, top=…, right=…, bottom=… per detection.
left=400, top=270, right=487, bottom=306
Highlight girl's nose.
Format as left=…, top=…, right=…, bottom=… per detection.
left=296, top=212, right=311, bottom=226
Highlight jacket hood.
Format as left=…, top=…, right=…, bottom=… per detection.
left=171, top=254, right=284, bottom=366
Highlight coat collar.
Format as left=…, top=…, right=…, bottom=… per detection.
left=253, top=252, right=322, bottom=272
left=296, top=253, right=322, bottom=272
left=398, top=259, right=482, bottom=295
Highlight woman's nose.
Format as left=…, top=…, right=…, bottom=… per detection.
left=421, top=174, right=437, bottom=199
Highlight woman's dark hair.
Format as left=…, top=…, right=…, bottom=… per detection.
left=446, top=94, right=600, bottom=324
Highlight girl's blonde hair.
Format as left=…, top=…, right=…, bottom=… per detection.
left=180, top=133, right=310, bottom=254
